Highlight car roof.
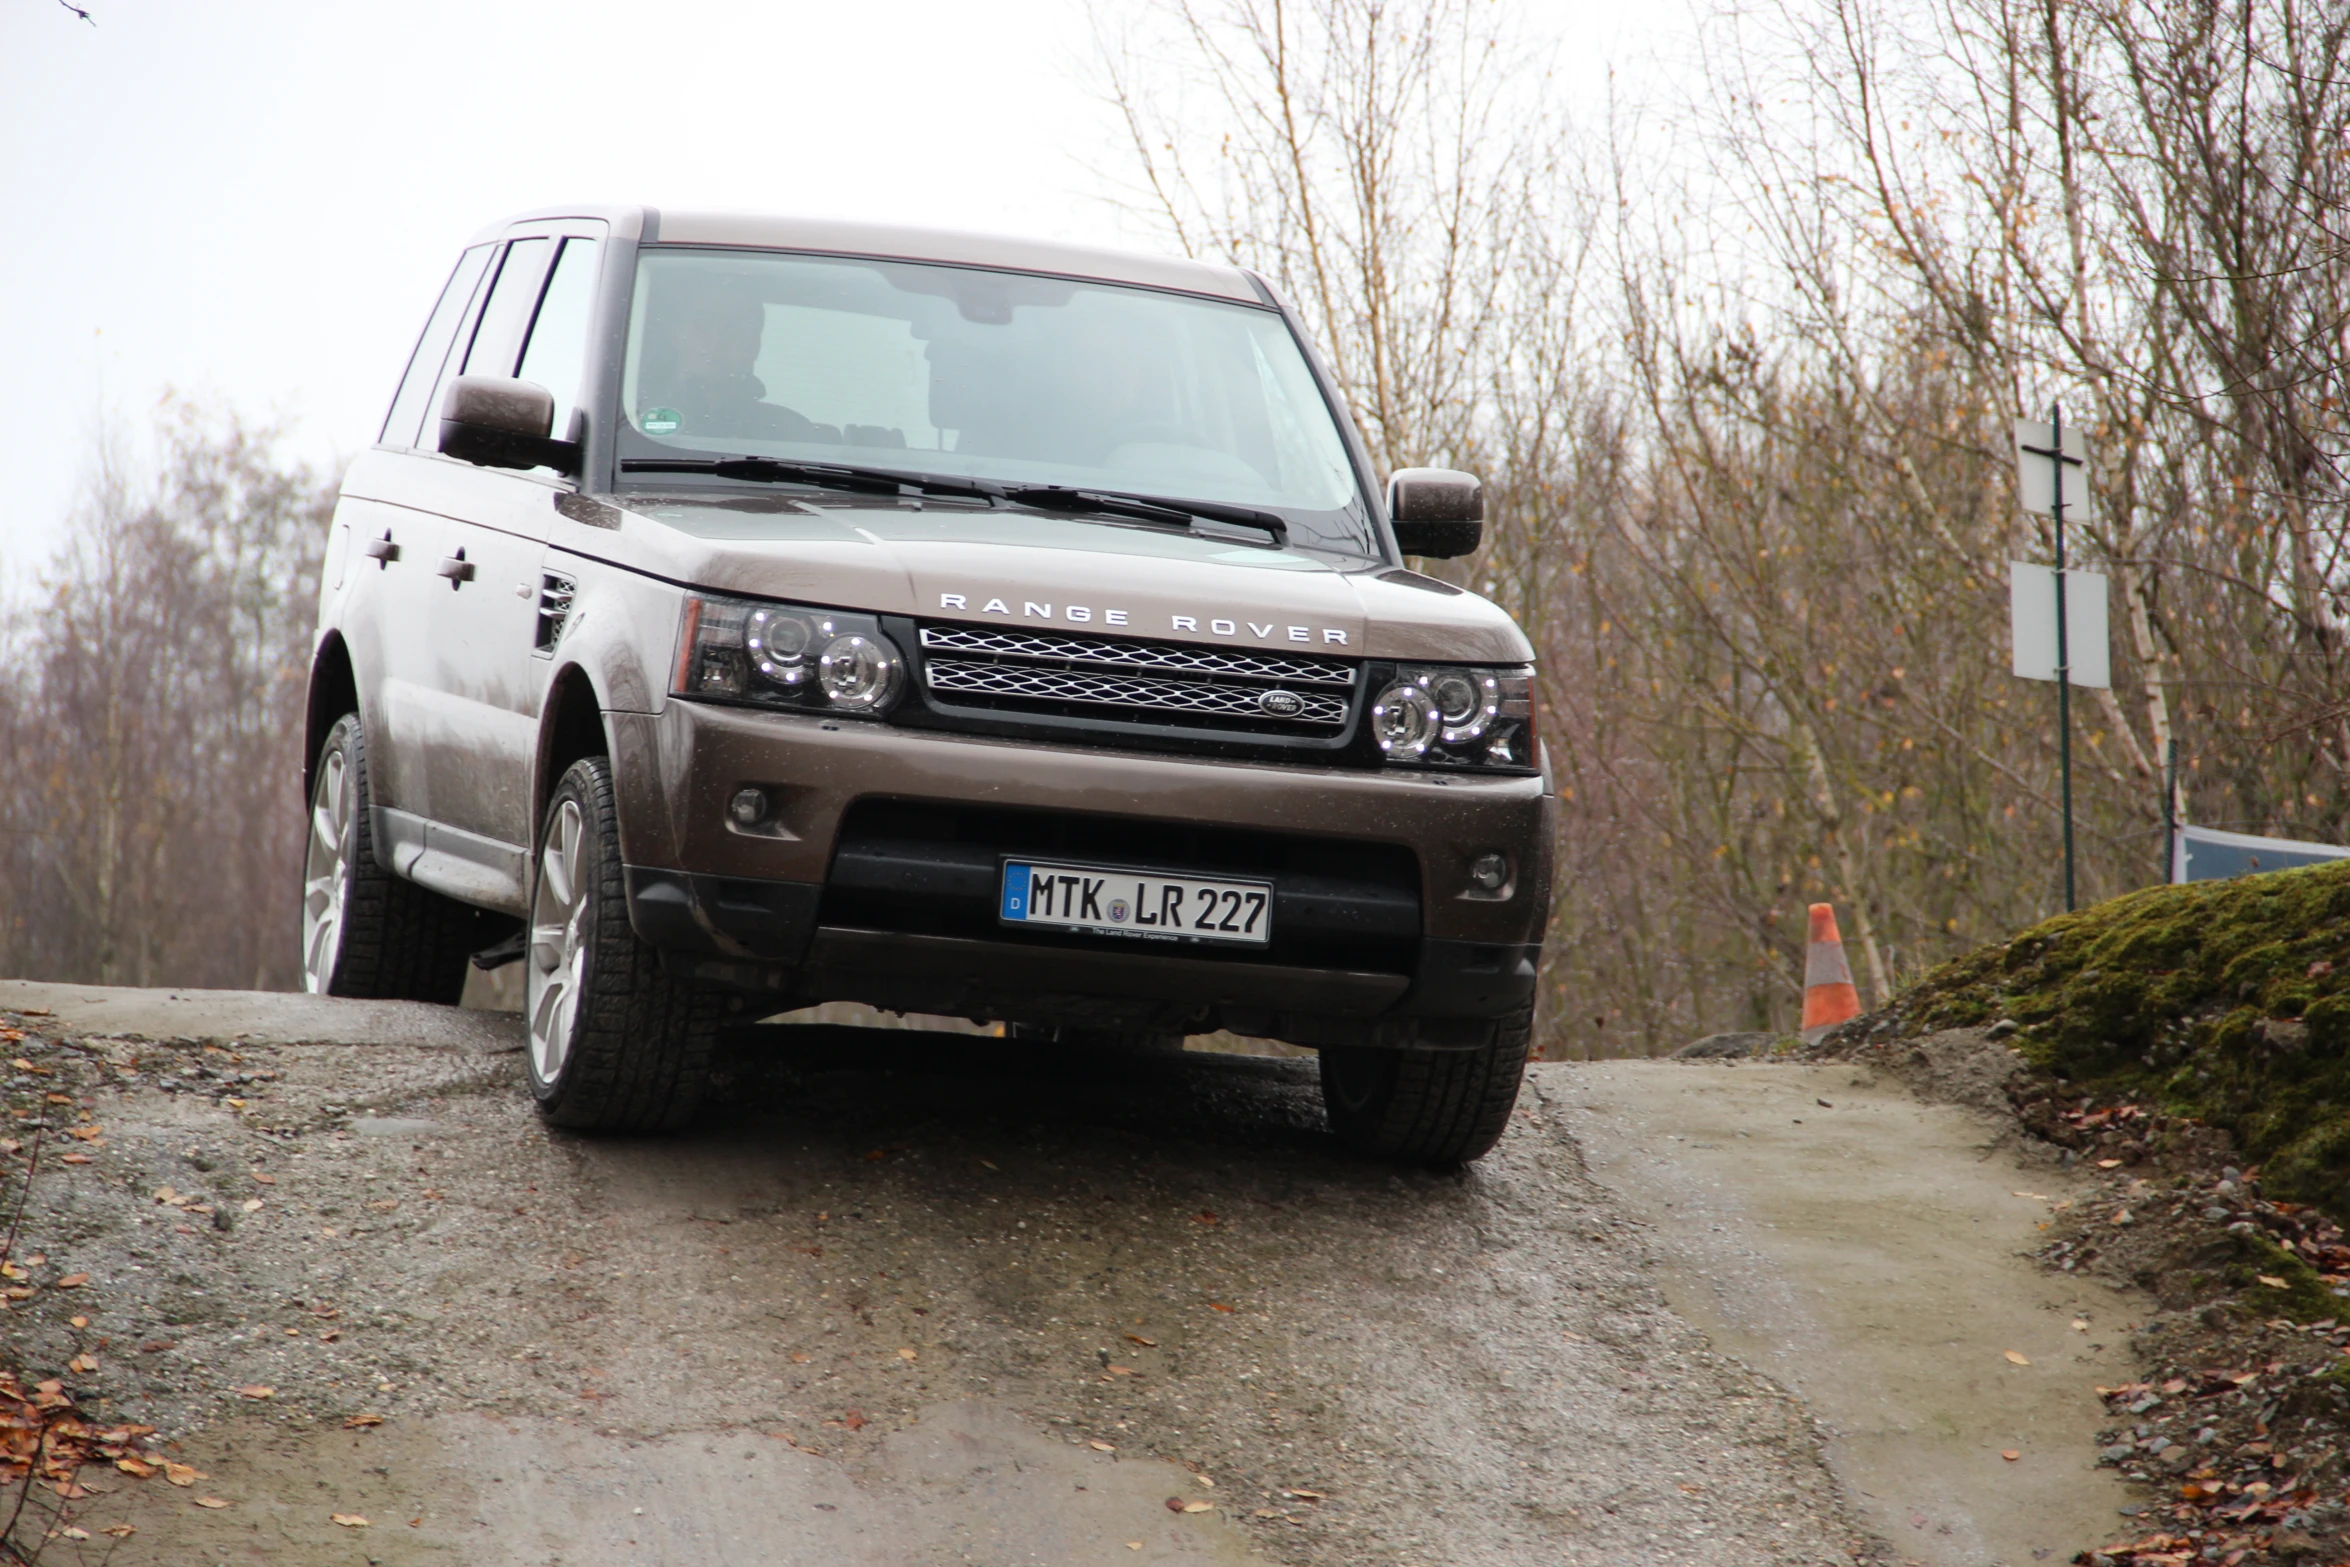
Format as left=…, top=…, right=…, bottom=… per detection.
left=473, top=205, right=1271, bottom=305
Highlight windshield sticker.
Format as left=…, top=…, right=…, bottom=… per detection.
left=639, top=407, right=682, bottom=436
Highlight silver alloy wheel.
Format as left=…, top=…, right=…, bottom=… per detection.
left=527, top=799, right=590, bottom=1086
left=300, top=743, right=352, bottom=994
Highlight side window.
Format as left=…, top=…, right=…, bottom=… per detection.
left=515, top=237, right=603, bottom=443
left=460, top=237, right=555, bottom=379
left=380, top=245, right=492, bottom=448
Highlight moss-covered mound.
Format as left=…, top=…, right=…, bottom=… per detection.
left=1896, top=860, right=2350, bottom=1219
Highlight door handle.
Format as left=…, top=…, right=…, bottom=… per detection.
left=364, top=532, right=399, bottom=566
left=437, top=550, right=475, bottom=586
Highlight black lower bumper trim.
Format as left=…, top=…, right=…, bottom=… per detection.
left=1398, top=938, right=1542, bottom=1018
left=624, top=867, right=821, bottom=964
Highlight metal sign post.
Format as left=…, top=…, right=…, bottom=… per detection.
left=2014, top=407, right=2092, bottom=911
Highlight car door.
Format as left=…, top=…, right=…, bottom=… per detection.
left=342, top=242, right=497, bottom=829
left=410, top=225, right=611, bottom=894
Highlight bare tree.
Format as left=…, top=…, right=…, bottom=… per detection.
left=0, top=399, right=328, bottom=989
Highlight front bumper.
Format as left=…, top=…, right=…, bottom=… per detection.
left=609, top=701, right=1552, bottom=1029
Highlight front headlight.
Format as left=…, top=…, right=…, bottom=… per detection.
left=1372, top=664, right=1535, bottom=769
left=672, top=594, right=905, bottom=717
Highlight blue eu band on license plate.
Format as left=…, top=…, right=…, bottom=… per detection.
left=1000, top=861, right=1272, bottom=946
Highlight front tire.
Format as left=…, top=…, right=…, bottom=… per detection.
left=1318, top=1007, right=1533, bottom=1167
left=301, top=713, right=479, bottom=1003
left=524, top=755, right=719, bottom=1131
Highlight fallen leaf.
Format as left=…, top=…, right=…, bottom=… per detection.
left=1124, top=1333, right=1158, bottom=1347
left=225, top=1098, right=246, bottom=1110
left=2096, top=1158, right=2124, bottom=1169
left=1127, top=1543, right=1142, bottom=1551
left=102, top=1524, right=135, bottom=1538
left=2003, top=1350, right=2031, bottom=1366
left=68, top=1354, right=96, bottom=1374
left=7, top=1059, right=27, bottom=1071
left=140, top=1340, right=176, bottom=1354
left=897, top=1347, right=917, bottom=1361
left=1088, top=1440, right=1116, bottom=1452
left=152, top=1187, right=185, bottom=1206
left=55, top=1273, right=87, bottom=1289
left=1192, top=1473, right=1214, bottom=1488
left=241, top=1198, right=263, bottom=1212
left=1253, top=1507, right=1281, bottom=1518
left=1816, top=1098, right=1833, bottom=1108
left=251, top=1172, right=275, bottom=1185
left=67, top=1124, right=103, bottom=1142
left=1194, top=1211, right=1219, bottom=1225
left=1208, top=1302, right=1235, bottom=1313
left=1181, top=1500, right=1214, bottom=1513
left=58, top=1153, right=91, bottom=1164
left=2071, top=1319, right=2090, bottom=1332
left=343, top=1414, right=384, bottom=1429
left=2257, top=1275, right=2290, bottom=1289
left=44, top=1093, right=71, bottom=1104
left=331, top=1513, right=369, bottom=1527
left=1283, top=1488, right=1327, bottom=1500
left=2111, top=1209, right=2134, bottom=1226
left=68, top=1314, right=86, bottom=1328
left=115, top=1458, right=155, bottom=1477
left=59, top=1526, right=87, bottom=1540
left=366, top=1199, right=398, bottom=1212
left=789, top=1350, right=811, bottom=1364
left=234, top=1385, right=275, bottom=1400
left=2012, top=1191, right=2052, bottom=1201
left=193, top=1496, right=229, bottom=1509
left=839, top=1409, right=868, bottom=1431
left=1107, top=1364, right=1137, bottom=1376
left=319, top=1330, right=341, bottom=1342
left=2001, top=1449, right=2021, bottom=1461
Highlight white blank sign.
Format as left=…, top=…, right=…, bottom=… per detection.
left=2010, top=562, right=2110, bottom=688
left=2014, top=418, right=2090, bottom=517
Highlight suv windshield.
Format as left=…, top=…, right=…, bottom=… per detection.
left=615, top=248, right=1376, bottom=557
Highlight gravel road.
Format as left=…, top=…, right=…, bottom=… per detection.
left=0, top=980, right=2099, bottom=1566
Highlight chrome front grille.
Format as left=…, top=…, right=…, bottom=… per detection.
left=917, top=621, right=1358, bottom=733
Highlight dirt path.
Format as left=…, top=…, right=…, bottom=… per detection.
left=1551, top=1058, right=2151, bottom=1564
left=0, top=981, right=1868, bottom=1566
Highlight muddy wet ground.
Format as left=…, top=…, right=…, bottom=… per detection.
left=0, top=981, right=2145, bottom=1565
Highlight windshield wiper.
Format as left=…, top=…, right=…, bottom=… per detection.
left=621, top=456, right=1000, bottom=503
left=621, top=458, right=1290, bottom=547
left=999, top=485, right=1289, bottom=548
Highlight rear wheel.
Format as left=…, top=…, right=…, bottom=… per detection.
left=524, top=755, right=719, bottom=1131
left=300, top=713, right=478, bottom=1003
left=1318, top=1007, right=1533, bottom=1167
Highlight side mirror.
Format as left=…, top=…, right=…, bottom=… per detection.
left=438, top=376, right=579, bottom=474
left=1387, top=467, right=1484, bottom=558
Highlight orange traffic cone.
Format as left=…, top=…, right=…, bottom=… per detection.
left=1799, top=902, right=1862, bottom=1040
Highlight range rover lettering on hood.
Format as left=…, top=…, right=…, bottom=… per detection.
left=934, top=592, right=1351, bottom=647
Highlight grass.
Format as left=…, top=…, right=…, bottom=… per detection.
left=1895, top=860, right=2350, bottom=1221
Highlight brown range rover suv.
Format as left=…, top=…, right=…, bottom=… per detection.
left=300, top=206, right=1553, bottom=1165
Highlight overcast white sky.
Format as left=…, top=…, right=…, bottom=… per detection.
left=0, top=0, right=1655, bottom=580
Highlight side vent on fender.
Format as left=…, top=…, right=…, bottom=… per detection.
left=535, top=573, right=576, bottom=653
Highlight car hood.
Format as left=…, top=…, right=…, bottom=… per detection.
left=557, top=492, right=1535, bottom=664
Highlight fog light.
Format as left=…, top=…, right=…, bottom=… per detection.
left=727, top=787, right=769, bottom=826
left=1469, top=852, right=1509, bottom=891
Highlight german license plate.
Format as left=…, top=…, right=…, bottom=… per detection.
left=1000, top=860, right=1271, bottom=946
